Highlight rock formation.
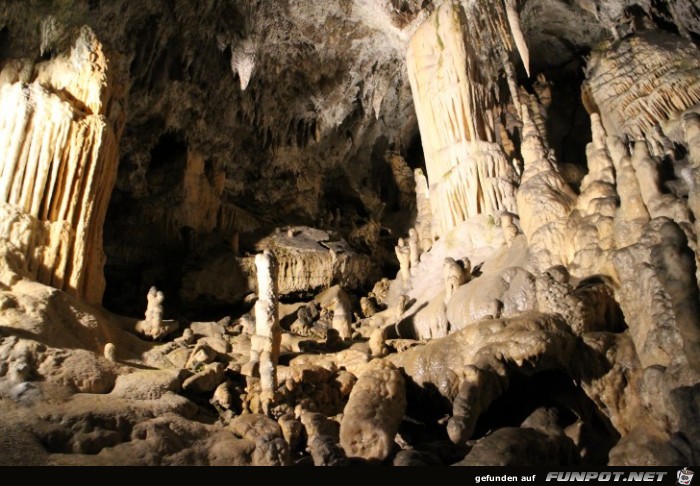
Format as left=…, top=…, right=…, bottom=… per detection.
left=339, top=359, right=406, bottom=462
left=582, top=30, right=700, bottom=142
left=406, top=1, right=518, bottom=238
left=1, top=0, right=700, bottom=469
left=413, top=168, right=433, bottom=252
left=245, top=250, right=281, bottom=414
left=134, top=286, right=178, bottom=340
left=0, top=26, right=125, bottom=304
left=516, top=104, right=577, bottom=273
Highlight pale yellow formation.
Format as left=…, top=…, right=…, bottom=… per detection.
left=516, top=105, right=576, bottom=272
left=568, top=114, right=617, bottom=277
left=631, top=141, right=692, bottom=226
left=577, top=115, right=616, bottom=217
left=683, top=112, right=700, bottom=242
left=407, top=1, right=517, bottom=238
left=395, top=238, right=411, bottom=287
left=685, top=112, right=700, bottom=168
left=0, top=27, right=123, bottom=304
left=386, top=152, right=415, bottom=210
left=339, top=359, right=406, bottom=462
left=413, top=168, right=433, bottom=251
left=583, top=31, right=700, bottom=141
left=247, top=250, right=281, bottom=413
left=504, top=0, right=530, bottom=77
left=180, top=151, right=225, bottom=233
left=608, top=136, right=650, bottom=249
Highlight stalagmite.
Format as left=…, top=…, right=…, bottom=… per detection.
left=339, top=359, right=406, bottom=462
left=395, top=238, right=411, bottom=287
left=315, top=286, right=353, bottom=341
left=386, top=152, right=415, bottom=210
left=612, top=218, right=700, bottom=371
left=608, top=136, right=650, bottom=249
left=360, top=295, right=380, bottom=319
left=103, top=343, right=116, bottom=362
left=577, top=114, right=616, bottom=217
left=135, top=286, right=177, bottom=340
left=394, top=294, right=409, bottom=323
left=0, top=26, right=125, bottom=304
left=406, top=1, right=518, bottom=239
left=369, top=326, right=389, bottom=358
left=407, top=228, right=420, bottom=269
left=516, top=105, right=576, bottom=272
left=631, top=141, right=692, bottom=226
left=568, top=114, right=617, bottom=276
left=413, top=168, right=433, bottom=251
left=500, top=212, right=519, bottom=246
left=443, top=257, right=470, bottom=305
left=246, top=250, right=281, bottom=414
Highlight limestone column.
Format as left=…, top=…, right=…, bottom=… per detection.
left=406, top=1, right=518, bottom=238
left=248, top=249, right=281, bottom=414
left=0, top=26, right=125, bottom=304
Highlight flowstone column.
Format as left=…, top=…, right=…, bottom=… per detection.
left=406, top=1, right=518, bottom=239
left=0, top=26, right=125, bottom=303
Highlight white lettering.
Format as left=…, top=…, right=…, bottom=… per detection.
left=546, top=473, right=559, bottom=482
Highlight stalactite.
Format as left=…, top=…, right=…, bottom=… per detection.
left=582, top=31, right=700, bottom=141
left=504, top=0, right=530, bottom=77
left=231, top=39, right=257, bottom=91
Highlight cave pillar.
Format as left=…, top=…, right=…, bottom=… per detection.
left=406, top=1, right=517, bottom=239
left=0, top=26, right=125, bottom=304
left=249, top=250, right=281, bottom=414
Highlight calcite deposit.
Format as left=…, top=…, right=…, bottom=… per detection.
left=1, top=0, right=700, bottom=468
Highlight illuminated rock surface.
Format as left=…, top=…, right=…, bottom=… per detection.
left=0, top=0, right=699, bottom=467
